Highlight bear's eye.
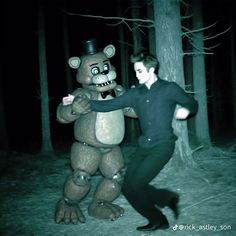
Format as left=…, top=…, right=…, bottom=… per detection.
left=103, top=63, right=109, bottom=71
left=91, top=67, right=100, bottom=75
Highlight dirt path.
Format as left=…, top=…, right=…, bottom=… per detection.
left=0, top=146, right=235, bottom=236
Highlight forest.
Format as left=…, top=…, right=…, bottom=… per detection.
left=1, top=0, right=236, bottom=154
left=1, top=0, right=236, bottom=235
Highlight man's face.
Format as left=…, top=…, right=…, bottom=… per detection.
left=134, top=62, right=151, bottom=85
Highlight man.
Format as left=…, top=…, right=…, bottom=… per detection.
left=80, top=52, right=198, bottom=231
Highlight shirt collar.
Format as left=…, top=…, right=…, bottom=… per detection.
left=138, top=77, right=162, bottom=91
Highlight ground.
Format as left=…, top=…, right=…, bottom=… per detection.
left=0, top=143, right=236, bottom=236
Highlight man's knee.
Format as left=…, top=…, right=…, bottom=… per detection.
left=122, top=178, right=130, bottom=195
left=122, top=179, right=139, bottom=197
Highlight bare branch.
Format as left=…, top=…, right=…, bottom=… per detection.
left=63, top=10, right=154, bottom=24
left=183, top=51, right=214, bottom=56
left=191, top=145, right=204, bottom=154
left=204, top=26, right=231, bottom=41
left=62, top=9, right=231, bottom=53
left=182, top=21, right=219, bottom=37
left=182, top=20, right=230, bottom=55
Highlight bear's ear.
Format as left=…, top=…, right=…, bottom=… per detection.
left=103, top=44, right=116, bottom=58
left=68, top=57, right=81, bottom=69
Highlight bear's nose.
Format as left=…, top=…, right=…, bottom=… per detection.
left=101, top=70, right=109, bottom=75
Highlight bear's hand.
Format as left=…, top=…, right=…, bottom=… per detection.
left=115, top=85, right=125, bottom=97
left=71, top=95, right=91, bottom=115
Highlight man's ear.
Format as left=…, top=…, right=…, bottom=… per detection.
left=149, top=67, right=155, bottom=73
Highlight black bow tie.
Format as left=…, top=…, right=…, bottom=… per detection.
left=101, top=90, right=116, bottom=99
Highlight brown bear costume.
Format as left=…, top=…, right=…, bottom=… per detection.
left=55, top=39, right=135, bottom=224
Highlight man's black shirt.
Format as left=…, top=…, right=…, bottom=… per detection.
left=90, top=79, right=198, bottom=148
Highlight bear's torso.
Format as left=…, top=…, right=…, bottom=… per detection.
left=74, top=90, right=125, bottom=148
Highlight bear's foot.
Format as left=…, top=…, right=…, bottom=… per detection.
left=88, top=201, right=124, bottom=220
left=55, top=198, right=86, bottom=224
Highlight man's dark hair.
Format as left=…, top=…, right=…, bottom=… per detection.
left=130, top=52, right=159, bottom=74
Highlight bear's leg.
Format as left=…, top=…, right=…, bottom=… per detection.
left=55, top=142, right=101, bottom=224
left=88, top=146, right=125, bottom=220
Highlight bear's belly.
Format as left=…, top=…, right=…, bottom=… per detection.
left=95, top=110, right=125, bottom=145
left=94, top=94, right=125, bottom=145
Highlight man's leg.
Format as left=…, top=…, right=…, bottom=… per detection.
left=122, top=142, right=176, bottom=224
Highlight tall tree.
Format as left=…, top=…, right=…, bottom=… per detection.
left=154, top=0, right=196, bottom=166
left=116, top=0, right=129, bottom=88
left=191, top=0, right=211, bottom=145
left=131, top=0, right=142, bottom=54
left=146, top=1, right=156, bottom=54
left=229, top=8, right=236, bottom=132
left=37, top=0, right=54, bottom=154
left=62, top=1, right=73, bottom=93
left=116, top=0, right=137, bottom=144
left=0, top=64, right=9, bottom=153
left=182, top=1, right=195, bottom=145
left=128, top=0, right=142, bottom=143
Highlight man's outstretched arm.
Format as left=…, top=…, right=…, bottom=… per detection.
left=90, top=92, right=132, bottom=112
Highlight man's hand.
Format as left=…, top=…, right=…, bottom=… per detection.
left=175, top=107, right=190, bottom=120
left=71, top=95, right=91, bottom=115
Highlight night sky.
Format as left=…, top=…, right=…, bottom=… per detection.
left=2, top=0, right=235, bottom=152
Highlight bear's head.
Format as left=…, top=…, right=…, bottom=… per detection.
left=68, top=39, right=117, bottom=93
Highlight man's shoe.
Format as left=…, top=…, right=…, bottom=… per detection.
left=136, top=218, right=169, bottom=232
left=169, top=195, right=179, bottom=219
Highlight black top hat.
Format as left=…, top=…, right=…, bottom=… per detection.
left=81, top=38, right=98, bottom=55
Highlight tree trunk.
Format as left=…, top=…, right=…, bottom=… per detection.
left=0, top=65, right=9, bottom=152
left=117, top=0, right=129, bottom=88
left=209, top=55, right=223, bottom=139
left=131, top=0, right=142, bottom=54
left=37, top=0, right=54, bottom=154
left=62, top=1, right=73, bottom=93
left=192, top=0, right=211, bottom=145
left=147, top=1, right=156, bottom=54
left=116, top=0, right=137, bottom=144
left=154, top=0, right=195, bottom=167
left=122, top=0, right=141, bottom=144
left=229, top=10, right=236, bottom=132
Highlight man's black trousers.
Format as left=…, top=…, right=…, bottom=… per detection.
left=122, top=141, right=177, bottom=224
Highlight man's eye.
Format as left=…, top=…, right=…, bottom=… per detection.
left=91, top=67, right=100, bottom=75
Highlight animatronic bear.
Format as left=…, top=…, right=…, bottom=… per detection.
left=55, top=39, right=134, bottom=224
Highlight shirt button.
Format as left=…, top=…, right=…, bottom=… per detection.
left=147, top=138, right=152, bottom=141
left=146, top=99, right=150, bottom=103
